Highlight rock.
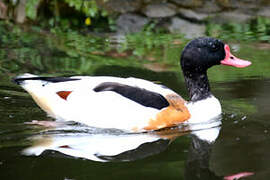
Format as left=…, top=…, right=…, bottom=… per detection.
left=261, top=0, right=270, bottom=5
left=15, top=0, right=27, bottom=23
left=195, top=1, right=222, bottom=13
left=216, top=0, right=259, bottom=10
left=116, top=13, right=149, bottom=34
left=257, top=6, right=270, bottom=17
left=168, top=17, right=206, bottom=39
left=170, top=0, right=204, bottom=8
left=99, top=0, right=142, bottom=13
left=143, top=0, right=164, bottom=3
left=0, top=1, right=7, bottom=19
left=178, top=8, right=209, bottom=21
left=212, top=10, right=253, bottom=24
left=143, top=3, right=177, bottom=18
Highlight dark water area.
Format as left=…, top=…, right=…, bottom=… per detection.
left=0, top=31, right=270, bottom=180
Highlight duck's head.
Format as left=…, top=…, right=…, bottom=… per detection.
left=180, top=37, right=251, bottom=75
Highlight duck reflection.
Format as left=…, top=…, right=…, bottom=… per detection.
left=185, top=127, right=222, bottom=180
left=23, top=119, right=223, bottom=178
left=23, top=129, right=172, bottom=162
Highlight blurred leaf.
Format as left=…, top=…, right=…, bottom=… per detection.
left=26, top=0, right=41, bottom=20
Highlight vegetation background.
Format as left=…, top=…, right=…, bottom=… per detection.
left=0, top=0, right=270, bottom=77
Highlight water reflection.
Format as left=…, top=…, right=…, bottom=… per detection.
left=185, top=130, right=221, bottom=180
left=23, top=129, right=170, bottom=162
left=23, top=119, right=221, bottom=175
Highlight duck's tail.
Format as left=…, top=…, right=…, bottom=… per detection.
left=13, top=73, right=38, bottom=85
left=13, top=73, right=80, bottom=85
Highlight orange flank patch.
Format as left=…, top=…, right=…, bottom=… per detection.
left=56, top=91, right=72, bottom=100
left=144, top=94, right=191, bottom=131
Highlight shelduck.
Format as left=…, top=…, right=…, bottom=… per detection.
left=14, top=37, right=251, bottom=132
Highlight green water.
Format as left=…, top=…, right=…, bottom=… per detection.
left=0, top=28, right=270, bottom=179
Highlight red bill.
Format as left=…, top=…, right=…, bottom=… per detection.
left=221, top=45, right=252, bottom=68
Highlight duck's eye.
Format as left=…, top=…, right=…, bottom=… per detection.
left=209, top=42, right=220, bottom=52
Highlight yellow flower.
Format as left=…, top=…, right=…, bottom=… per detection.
left=85, top=17, right=91, bottom=26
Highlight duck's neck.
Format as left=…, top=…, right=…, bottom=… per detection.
left=183, top=71, right=212, bottom=102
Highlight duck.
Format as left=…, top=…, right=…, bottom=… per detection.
left=13, top=37, right=251, bottom=132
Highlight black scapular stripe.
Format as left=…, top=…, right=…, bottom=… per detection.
left=13, top=76, right=80, bottom=85
left=94, top=82, right=169, bottom=110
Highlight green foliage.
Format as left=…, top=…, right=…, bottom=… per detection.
left=0, top=22, right=142, bottom=75
left=206, top=17, right=270, bottom=42
left=18, top=0, right=270, bottom=43
left=0, top=20, right=185, bottom=75
left=123, top=30, right=185, bottom=63
left=64, top=0, right=99, bottom=17
left=26, top=0, right=41, bottom=20
left=23, top=0, right=113, bottom=32
left=25, top=0, right=103, bottom=20
left=1, top=18, right=270, bottom=82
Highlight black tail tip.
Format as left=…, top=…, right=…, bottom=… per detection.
left=12, top=77, right=25, bottom=85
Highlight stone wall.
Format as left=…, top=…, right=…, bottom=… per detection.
left=98, top=0, right=270, bottom=38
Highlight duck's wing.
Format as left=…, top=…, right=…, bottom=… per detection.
left=93, top=82, right=169, bottom=110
